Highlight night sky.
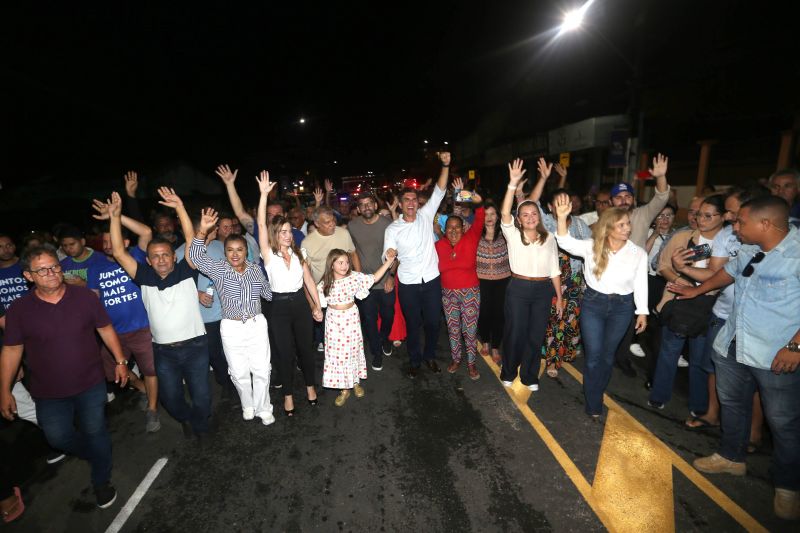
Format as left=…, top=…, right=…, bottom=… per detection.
left=3, top=1, right=798, bottom=186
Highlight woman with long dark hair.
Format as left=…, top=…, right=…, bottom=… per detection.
left=476, top=200, right=510, bottom=364
left=256, top=171, right=324, bottom=417
left=499, top=159, right=562, bottom=390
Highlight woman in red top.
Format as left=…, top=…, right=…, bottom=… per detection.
left=435, top=179, right=484, bottom=380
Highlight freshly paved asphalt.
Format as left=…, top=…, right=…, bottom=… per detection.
left=2, top=328, right=794, bottom=532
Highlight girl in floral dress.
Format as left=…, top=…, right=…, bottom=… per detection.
left=318, top=248, right=397, bottom=406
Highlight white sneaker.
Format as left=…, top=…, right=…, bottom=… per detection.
left=242, top=407, right=255, bottom=421
left=527, top=384, right=539, bottom=392
left=629, top=343, right=646, bottom=358
left=501, top=380, right=513, bottom=388
left=393, top=340, right=402, bottom=347
left=259, top=412, right=275, bottom=426
left=677, top=355, right=689, bottom=368
left=317, top=342, right=324, bottom=352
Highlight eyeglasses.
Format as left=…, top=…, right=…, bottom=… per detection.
left=29, top=264, right=63, bottom=276
left=696, top=212, right=721, bottom=221
left=742, top=252, right=765, bottom=277
left=656, top=213, right=674, bottom=220
left=687, top=210, right=698, bottom=217
left=595, top=200, right=611, bottom=206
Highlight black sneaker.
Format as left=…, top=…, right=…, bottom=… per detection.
left=181, top=421, right=194, bottom=439
left=46, top=451, right=66, bottom=464
left=372, top=356, right=383, bottom=371
left=381, top=340, right=393, bottom=357
left=95, top=484, right=117, bottom=509
left=647, top=400, right=665, bottom=410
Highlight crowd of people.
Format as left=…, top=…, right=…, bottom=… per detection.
left=0, top=153, right=798, bottom=521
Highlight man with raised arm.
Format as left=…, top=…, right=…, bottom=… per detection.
left=383, top=151, right=451, bottom=378
left=109, top=189, right=211, bottom=443
left=0, top=244, right=128, bottom=509
left=88, top=198, right=160, bottom=433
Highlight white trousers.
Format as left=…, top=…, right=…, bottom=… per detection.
left=220, top=314, right=272, bottom=416
left=12, top=381, right=38, bottom=425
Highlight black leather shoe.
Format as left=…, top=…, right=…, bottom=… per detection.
left=616, top=360, right=636, bottom=378
left=407, top=367, right=418, bottom=379
left=425, top=360, right=441, bottom=373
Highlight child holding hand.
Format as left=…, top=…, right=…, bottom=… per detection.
left=318, top=248, right=397, bottom=406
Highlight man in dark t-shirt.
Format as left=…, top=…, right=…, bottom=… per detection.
left=0, top=244, right=128, bottom=509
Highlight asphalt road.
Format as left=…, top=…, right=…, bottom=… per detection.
left=2, top=328, right=794, bottom=533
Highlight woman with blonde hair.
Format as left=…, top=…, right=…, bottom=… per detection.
left=554, top=195, right=648, bottom=417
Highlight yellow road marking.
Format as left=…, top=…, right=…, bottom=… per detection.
left=478, top=345, right=767, bottom=533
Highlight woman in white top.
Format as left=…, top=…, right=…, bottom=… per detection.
left=554, top=194, right=648, bottom=417
left=499, top=159, right=562, bottom=391
left=256, top=171, right=324, bottom=417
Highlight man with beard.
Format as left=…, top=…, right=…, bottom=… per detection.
left=348, top=194, right=396, bottom=371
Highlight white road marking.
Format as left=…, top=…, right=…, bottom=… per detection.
left=105, top=457, right=168, bottom=533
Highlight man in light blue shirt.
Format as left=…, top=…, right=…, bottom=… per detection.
left=668, top=195, right=800, bottom=520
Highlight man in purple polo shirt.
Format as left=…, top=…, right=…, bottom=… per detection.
left=0, top=244, right=128, bottom=510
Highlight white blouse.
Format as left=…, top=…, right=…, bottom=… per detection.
left=263, top=248, right=306, bottom=293
left=555, top=233, right=649, bottom=315
left=500, top=222, right=561, bottom=278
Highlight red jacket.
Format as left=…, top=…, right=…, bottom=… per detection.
left=435, top=207, right=485, bottom=290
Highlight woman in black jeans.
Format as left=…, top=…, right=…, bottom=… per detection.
left=499, top=159, right=562, bottom=391
left=477, top=200, right=511, bottom=364
left=257, top=171, right=324, bottom=417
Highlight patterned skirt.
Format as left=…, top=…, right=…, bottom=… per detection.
left=542, top=252, right=584, bottom=366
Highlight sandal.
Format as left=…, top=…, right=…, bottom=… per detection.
left=685, top=416, right=719, bottom=429
left=1, top=487, right=24, bottom=524
left=546, top=367, right=559, bottom=379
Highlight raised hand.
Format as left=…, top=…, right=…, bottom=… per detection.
left=255, top=170, right=275, bottom=195
left=313, top=187, right=324, bottom=206
left=470, top=190, right=483, bottom=204
left=420, top=178, right=433, bottom=191
left=109, top=192, right=123, bottom=218
left=553, top=193, right=572, bottom=219
left=388, top=195, right=399, bottom=212
left=215, top=164, right=238, bottom=184
left=324, top=179, right=334, bottom=193
left=649, top=153, right=668, bottom=179
left=553, top=163, right=567, bottom=180
left=439, top=151, right=451, bottom=166
left=452, top=177, right=464, bottom=190
left=508, top=158, right=527, bottom=184
left=124, top=171, right=138, bottom=198
left=157, top=187, right=183, bottom=210
left=199, top=208, right=219, bottom=234
left=536, top=158, right=553, bottom=180
left=91, top=198, right=111, bottom=220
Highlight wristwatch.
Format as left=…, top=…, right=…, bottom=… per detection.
left=784, top=341, right=800, bottom=353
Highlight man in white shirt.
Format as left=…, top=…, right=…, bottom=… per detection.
left=384, top=152, right=451, bottom=378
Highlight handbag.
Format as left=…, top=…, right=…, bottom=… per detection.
left=658, top=238, right=716, bottom=337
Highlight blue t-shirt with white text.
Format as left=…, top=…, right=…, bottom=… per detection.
left=0, top=262, right=29, bottom=310
left=87, top=248, right=149, bottom=334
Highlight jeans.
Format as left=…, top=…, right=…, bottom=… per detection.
left=714, top=341, right=800, bottom=490
left=649, top=325, right=712, bottom=413
left=357, top=288, right=395, bottom=359
left=205, top=320, right=231, bottom=388
left=398, top=277, right=442, bottom=367
left=580, top=288, right=634, bottom=415
left=500, top=278, right=553, bottom=385
left=153, top=336, right=211, bottom=434
left=35, top=381, right=112, bottom=487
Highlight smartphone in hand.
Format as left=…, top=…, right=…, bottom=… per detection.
left=685, top=243, right=712, bottom=262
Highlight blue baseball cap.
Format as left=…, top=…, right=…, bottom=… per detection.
left=610, top=182, right=634, bottom=197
